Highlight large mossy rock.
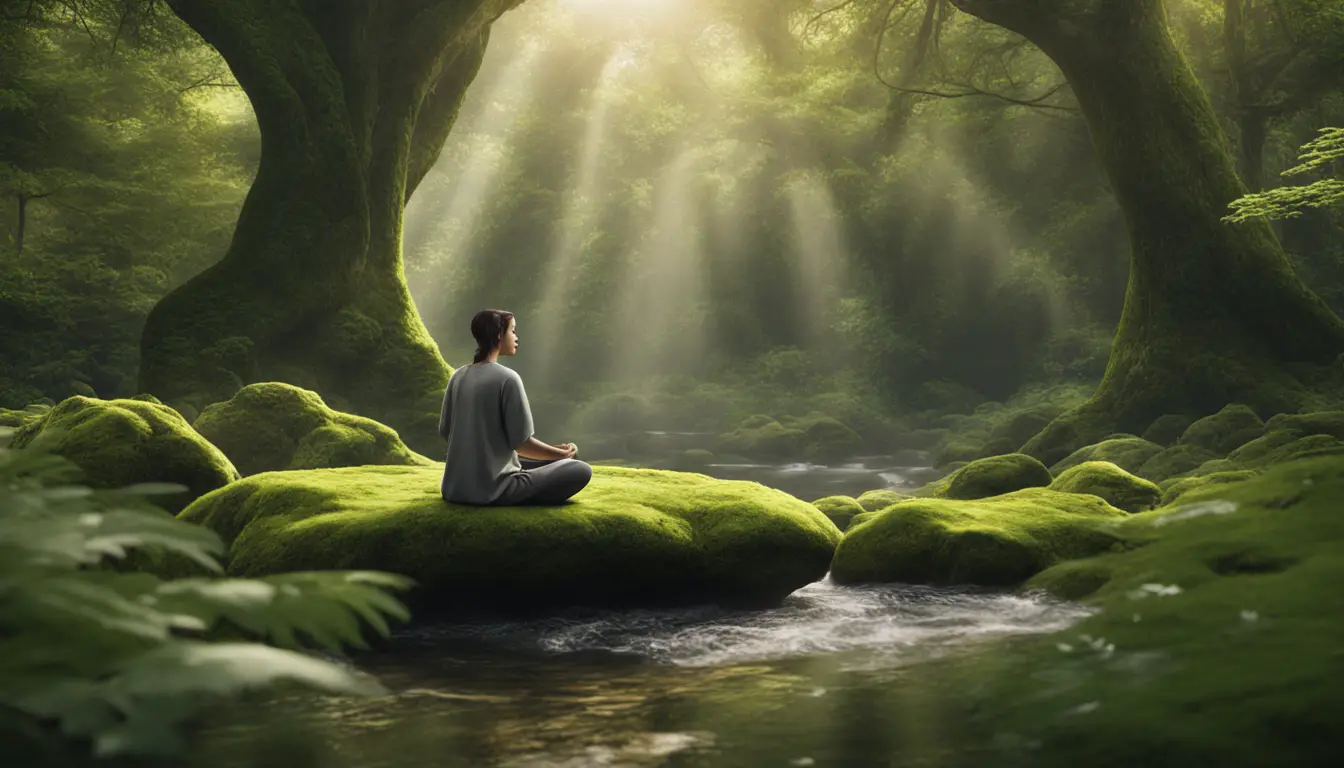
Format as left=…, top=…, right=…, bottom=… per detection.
left=1176, top=403, right=1264, bottom=456
left=10, top=396, right=238, bottom=512
left=1048, top=461, right=1161, bottom=513
left=1052, top=437, right=1164, bottom=475
left=1136, top=443, right=1221, bottom=483
left=993, top=456, right=1344, bottom=765
left=194, top=382, right=433, bottom=476
left=179, top=464, right=841, bottom=612
left=923, top=453, right=1053, bottom=500
left=830, top=488, right=1126, bottom=587
left=1140, top=413, right=1193, bottom=446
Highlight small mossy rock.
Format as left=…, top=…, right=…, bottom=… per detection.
left=855, top=488, right=911, bottom=512
left=1048, top=461, right=1161, bottom=513
left=9, top=396, right=238, bottom=512
left=194, top=382, right=432, bottom=476
left=179, top=464, right=841, bottom=612
left=831, top=488, right=1126, bottom=587
left=1227, top=429, right=1304, bottom=464
left=932, top=439, right=994, bottom=469
left=1136, top=444, right=1221, bottom=483
left=714, top=418, right=805, bottom=459
left=1177, top=403, right=1264, bottom=456
left=811, top=495, right=865, bottom=530
left=1263, top=410, right=1344, bottom=441
left=678, top=448, right=715, bottom=468
left=1159, top=470, right=1258, bottom=505
left=128, top=393, right=163, bottom=405
left=1141, top=414, right=1193, bottom=446
left=938, top=453, right=1052, bottom=500
left=796, top=414, right=862, bottom=460
left=1052, top=437, right=1164, bottom=475
left=999, top=456, right=1344, bottom=765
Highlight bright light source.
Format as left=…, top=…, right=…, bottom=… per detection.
left=557, top=0, right=684, bottom=21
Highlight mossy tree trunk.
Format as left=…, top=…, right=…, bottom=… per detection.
left=949, top=0, right=1344, bottom=464
left=140, top=0, right=523, bottom=452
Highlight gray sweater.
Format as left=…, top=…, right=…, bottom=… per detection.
left=438, top=362, right=535, bottom=504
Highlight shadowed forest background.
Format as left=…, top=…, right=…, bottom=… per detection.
left=5, top=0, right=1340, bottom=462
left=4, top=1, right=1344, bottom=765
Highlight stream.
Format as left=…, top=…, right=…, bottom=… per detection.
left=203, top=455, right=1087, bottom=767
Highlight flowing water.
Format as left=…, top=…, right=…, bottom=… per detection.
left=203, top=457, right=1087, bottom=767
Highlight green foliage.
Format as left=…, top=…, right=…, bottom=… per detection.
left=0, top=433, right=411, bottom=759
left=1225, top=127, right=1344, bottom=221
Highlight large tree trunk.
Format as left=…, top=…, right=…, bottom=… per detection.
left=139, top=0, right=522, bottom=452
left=950, top=0, right=1344, bottom=464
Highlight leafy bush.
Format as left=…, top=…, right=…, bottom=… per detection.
left=0, top=430, right=411, bottom=760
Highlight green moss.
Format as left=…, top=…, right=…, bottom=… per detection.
left=714, top=418, right=805, bottom=460
left=791, top=413, right=862, bottom=460
left=1263, top=410, right=1344, bottom=440
left=989, top=408, right=1057, bottom=449
left=932, top=439, right=994, bottom=468
left=10, top=396, right=238, bottom=512
left=1140, top=413, right=1193, bottom=446
left=1177, top=403, right=1265, bottom=456
left=855, top=488, right=911, bottom=512
left=1136, top=443, right=1221, bottom=482
left=179, top=464, right=841, bottom=612
left=1049, top=460, right=1161, bottom=513
left=1052, top=437, right=1164, bottom=475
left=810, top=495, right=865, bottom=531
left=932, top=453, right=1052, bottom=500
left=193, top=382, right=433, bottom=476
left=1159, top=470, right=1257, bottom=505
left=831, top=488, right=1126, bottom=587
left=999, top=456, right=1344, bottom=765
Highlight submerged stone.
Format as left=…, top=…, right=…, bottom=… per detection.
left=831, top=488, right=1126, bottom=587
left=1049, top=460, right=1161, bottom=513
left=9, top=396, right=238, bottom=512
left=179, top=464, right=841, bottom=613
left=194, top=382, right=433, bottom=476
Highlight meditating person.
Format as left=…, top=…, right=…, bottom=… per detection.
left=438, top=308, right=593, bottom=505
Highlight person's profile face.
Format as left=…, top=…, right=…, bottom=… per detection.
left=498, top=318, right=519, bottom=356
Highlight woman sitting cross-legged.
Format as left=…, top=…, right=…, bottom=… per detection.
left=438, top=308, right=593, bottom=506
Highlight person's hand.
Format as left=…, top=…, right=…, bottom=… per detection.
left=557, top=442, right=578, bottom=459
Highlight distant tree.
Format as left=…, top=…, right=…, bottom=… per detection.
left=138, top=0, right=525, bottom=451
left=939, top=0, right=1344, bottom=462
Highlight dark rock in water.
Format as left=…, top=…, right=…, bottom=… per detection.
left=179, top=464, right=841, bottom=614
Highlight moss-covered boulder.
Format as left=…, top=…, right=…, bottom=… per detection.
left=1048, top=460, right=1160, bottom=513
left=1052, top=437, right=1164, bottom=475
left=788, top=413, right=863, bottom=460
left=1177, top=403, right=1264, bottom=456
left=831, top=488, right=1126, bottom=587
left=1263, top=410, right=1344, bottom=441
left=995, top=456, right=1344, bottom=765
left=810, top=495, right=865, bottom=531
left=193, top=382, right=433, bottom=476
left=179, top=464, right=840, bottom=612
left=1140, top=413, right=1193, bottom=446
left=10, top=396, right=238, bottom=512
left=1159, top=469, right=1257, bottom=505
left=1136, top=443, right=1221, bottom=482
left=855, top=488, right=911, bottom=512
left=713, top=417, right=805, bottom=460
left=922, top=453, right=1052, bottom=500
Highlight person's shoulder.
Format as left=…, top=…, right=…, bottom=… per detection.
left=494, top=363, right=525, bottom=383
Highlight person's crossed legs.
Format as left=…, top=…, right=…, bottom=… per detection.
left=500, top=458, right=593, bottom=505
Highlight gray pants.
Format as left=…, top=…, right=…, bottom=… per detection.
left=495, top=458, right=593, bottom=506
